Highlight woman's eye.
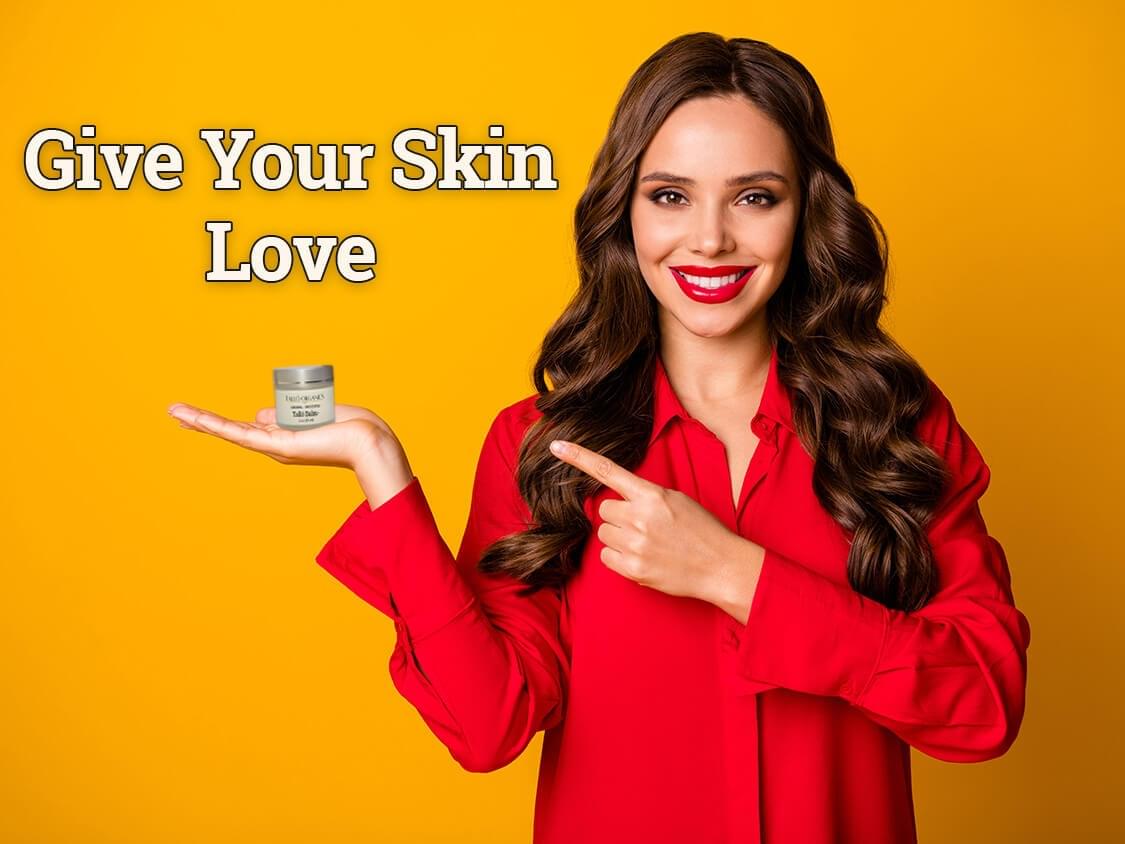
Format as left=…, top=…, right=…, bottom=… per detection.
left=741, top=192, right=776, bottom=207
left=650, top=189, right=687, bottom=206
left=648, top=189, right=776, bottom=207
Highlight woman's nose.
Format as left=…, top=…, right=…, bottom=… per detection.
left=689, top=206, right=736, bottom=256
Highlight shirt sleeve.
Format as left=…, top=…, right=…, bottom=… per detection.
left=314, top=402, right=569, bottom=773
left=728, top=381, right=1031, bottom=763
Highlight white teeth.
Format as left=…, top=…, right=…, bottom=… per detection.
left=679, top=270, right=746, bottom=288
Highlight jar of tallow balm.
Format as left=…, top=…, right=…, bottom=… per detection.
left=273, top=365, right=335, bottom=430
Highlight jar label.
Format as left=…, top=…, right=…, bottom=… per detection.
left=275, top=385, right=335, bottom=428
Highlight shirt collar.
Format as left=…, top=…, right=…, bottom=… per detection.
left=649, top=342, right=796, bottom=446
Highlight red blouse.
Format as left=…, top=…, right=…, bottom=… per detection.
left=315, top=343, right=1031, bottom=844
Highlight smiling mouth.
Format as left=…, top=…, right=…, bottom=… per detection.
left=670, top=266, right=757, bottom=289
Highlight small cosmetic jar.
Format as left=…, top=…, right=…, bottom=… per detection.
left=273, top=365, right=335, bottom=430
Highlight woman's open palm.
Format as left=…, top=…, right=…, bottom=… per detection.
left=167, top=401, right=393, bottom=470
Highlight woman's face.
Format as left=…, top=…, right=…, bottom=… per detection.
left=629, top=94, right=801, bottom=341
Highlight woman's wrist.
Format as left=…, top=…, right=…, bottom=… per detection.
left=713, top=537, right=765, bottom=625
left=353, top=434, right=415, bottom=510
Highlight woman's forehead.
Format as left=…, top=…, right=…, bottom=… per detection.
left=640, top=97, right=795, bottom=180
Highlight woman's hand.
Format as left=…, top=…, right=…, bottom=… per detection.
left=549, top=438, right=763, bottom=621
left=167, top=401, right=415, bottom=507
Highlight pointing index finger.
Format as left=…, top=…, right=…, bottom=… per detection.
left=550, top=440, right=654, bottom=501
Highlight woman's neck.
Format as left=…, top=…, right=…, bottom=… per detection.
left=657, top=318, right=772, bottom=405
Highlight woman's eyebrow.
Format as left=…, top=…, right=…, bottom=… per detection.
left=639, top=170, right=790, bottom=186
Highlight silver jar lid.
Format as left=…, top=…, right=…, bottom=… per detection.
left=274, top=365, right=334, bottom=387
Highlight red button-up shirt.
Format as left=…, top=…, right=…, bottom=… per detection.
left=315, top=342, right=1031, bottom=843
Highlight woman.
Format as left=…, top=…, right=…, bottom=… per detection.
left=168, top=33, right=1031, bottom=844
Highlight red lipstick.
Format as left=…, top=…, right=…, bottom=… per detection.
left=669, top=265, right=757, bottom=304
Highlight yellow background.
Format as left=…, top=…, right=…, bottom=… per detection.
left=2, top=1, right=1121, bottom=841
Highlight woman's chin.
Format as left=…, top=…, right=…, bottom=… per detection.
left=674, top=311, right=752, bottom=339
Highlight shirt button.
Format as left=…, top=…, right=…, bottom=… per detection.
left=725, top=627, right=740, bottom=648
left=840, top=681, right=853, bottom=696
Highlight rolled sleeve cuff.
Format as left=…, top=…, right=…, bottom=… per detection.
left=728, top=546, right=888, bottom=702
left=315, top=476, right=478, bottom=643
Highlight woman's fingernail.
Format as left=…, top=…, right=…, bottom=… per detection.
left=550, top=440, right=570, bottom=456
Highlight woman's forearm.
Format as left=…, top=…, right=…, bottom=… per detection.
left=353, top=435, right=415, bottom=510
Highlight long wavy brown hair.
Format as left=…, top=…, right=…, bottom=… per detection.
left=477, top=32, right=949, bottom=613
